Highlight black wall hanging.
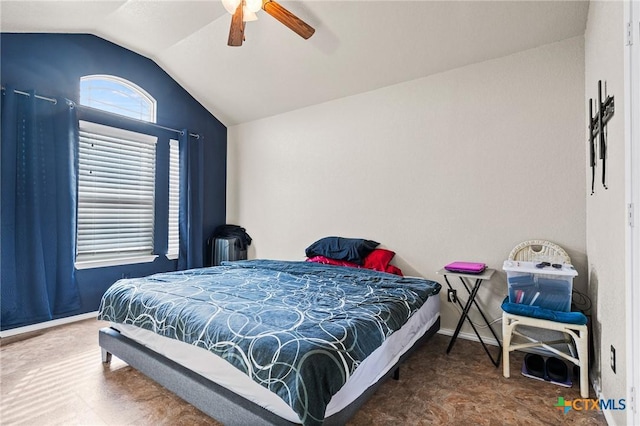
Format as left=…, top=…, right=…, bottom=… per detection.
left=588, top=80, right=615, bottom=194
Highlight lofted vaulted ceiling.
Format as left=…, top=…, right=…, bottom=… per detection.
left=1, top=1, right=589, bottom=126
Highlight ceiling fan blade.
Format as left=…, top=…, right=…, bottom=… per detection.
left=228, top=3, right=245, bottom=46
left=262, top=0, right=315, bottom=40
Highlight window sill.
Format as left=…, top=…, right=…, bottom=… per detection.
left=165, top=253, right=179, bottom=261
left=75, top=255, right=158, bottom=270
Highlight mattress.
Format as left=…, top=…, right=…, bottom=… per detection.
left=113, top=294, right=440, bottom=423
left=99, top=260, right=441, bottom=424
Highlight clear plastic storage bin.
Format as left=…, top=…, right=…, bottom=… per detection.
left=503, top=260, right=577, bottom=312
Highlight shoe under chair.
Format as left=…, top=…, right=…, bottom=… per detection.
left=521, top=353, right=572, bottom=387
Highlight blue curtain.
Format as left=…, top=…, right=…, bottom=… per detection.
left=1, top=87, right=80, bottom=329
left=178, top=130, right=204, bottom=270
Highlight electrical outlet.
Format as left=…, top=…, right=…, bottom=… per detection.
left=610, top=345, right=616, bottom=373
left=447, top=289, right=457, bottom=303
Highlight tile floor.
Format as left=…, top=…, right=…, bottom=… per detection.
left=0, top=319, right=607, bottom=425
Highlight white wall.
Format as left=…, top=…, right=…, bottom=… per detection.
left=227, top=37, right=586, bottom=342
left=584, top=2, right=627, bottom=424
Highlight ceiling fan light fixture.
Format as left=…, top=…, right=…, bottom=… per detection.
left=226, top=0, right=315, bottom=46
left=243, top=7, right=258, bottom=21
left=245, top=0, right=262, bottom=13
left=222, top=0, right=241, bottom=14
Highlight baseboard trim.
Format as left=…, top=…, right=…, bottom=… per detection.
left=437, top=327, right=501, bottom=347
left=0, top=311, right=98, bottom=338
left=437, top=328, right=578, bottom=358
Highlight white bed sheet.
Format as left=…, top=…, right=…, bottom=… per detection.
left=113, top=294, right=440, bottom=423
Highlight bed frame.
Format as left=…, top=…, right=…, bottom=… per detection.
left=99, top=317, right=440, bottom=425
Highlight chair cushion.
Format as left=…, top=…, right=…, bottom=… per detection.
left=501, top=297, right=588, bottom=325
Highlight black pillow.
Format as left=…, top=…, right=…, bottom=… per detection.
left=305, top=237, right=380, bottom=265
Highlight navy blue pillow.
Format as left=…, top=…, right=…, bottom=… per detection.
left=305, top=237, right=380, bottom=265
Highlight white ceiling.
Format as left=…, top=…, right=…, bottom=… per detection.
left=1, top=0, right=589, bottom=126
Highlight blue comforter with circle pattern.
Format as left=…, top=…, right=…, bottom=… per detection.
left=98, top=259, right=441, bottom=425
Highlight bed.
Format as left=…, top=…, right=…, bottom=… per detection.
left=98, top=259, right=441, bottom=425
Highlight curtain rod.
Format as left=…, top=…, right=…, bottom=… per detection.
left=73, top=103, right=202, bottom=140
left=1, top=86, right=202, bottom=140
left=1, top=86, right=58, bottom=104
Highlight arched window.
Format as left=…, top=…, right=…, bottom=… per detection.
left=76, top=75, right=180, bottom=268
left=80, top=75, right=156, bottom=122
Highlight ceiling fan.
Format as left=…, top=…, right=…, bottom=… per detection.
left=222, top=0, right=315, bottom=46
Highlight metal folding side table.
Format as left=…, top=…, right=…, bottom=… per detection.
left=437, top=268, right=502, bottom=367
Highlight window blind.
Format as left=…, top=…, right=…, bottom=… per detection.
left=77, top=120, right=157, bottom=263
left=167, top=139, right=180, bottom=257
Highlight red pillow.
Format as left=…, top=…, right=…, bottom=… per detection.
left=306, top=256, right=361, bottom=269
left=385, top=264, right=404, bottom=276
left=363, top=249, right=396, bottom=272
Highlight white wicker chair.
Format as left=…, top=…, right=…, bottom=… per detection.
left=502, top=240, right=589, bottom=398
left=507, top=240, right=571, bottom=264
